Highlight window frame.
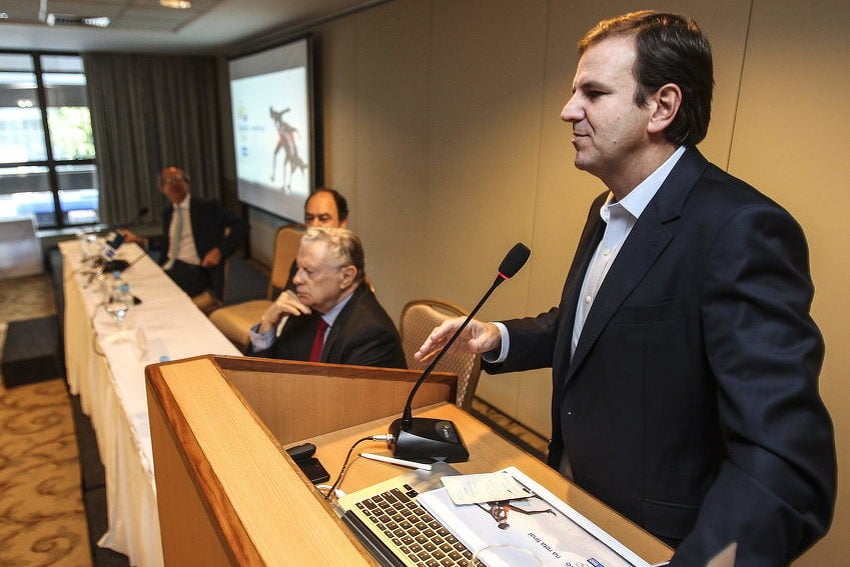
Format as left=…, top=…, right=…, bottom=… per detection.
left=0, top=49, right=96, bottom=230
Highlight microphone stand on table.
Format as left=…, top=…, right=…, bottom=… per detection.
left=387, top=243, right=531, bottom=463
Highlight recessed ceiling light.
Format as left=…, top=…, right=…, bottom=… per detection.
left=160, top=0, right=192, bottom=8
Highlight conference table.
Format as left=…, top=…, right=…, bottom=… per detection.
left=60, top=239, right=241, bottom=566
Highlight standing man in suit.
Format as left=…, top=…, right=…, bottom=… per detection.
left=415, top=11, right=835, bottom=564
left=249, top=226, right=405, bottom=369
left=121, top=165, right=249, bottom=303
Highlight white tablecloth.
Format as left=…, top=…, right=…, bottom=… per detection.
left=61, top=240, right=241, bottom=566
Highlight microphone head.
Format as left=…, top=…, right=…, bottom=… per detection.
left=138, top=206, right=150, bottom=218
left=498, top=242, right=531, bottom=279
left=108, top=232, right=125, bottom=249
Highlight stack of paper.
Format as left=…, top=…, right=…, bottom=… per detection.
left=417, top=466, right=651, bottom=567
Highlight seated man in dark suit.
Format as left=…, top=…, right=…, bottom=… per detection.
left=121, top=165, right=248, bottom=305
left=279, top=187, right=349, bottom=292
left=248, top=226, right=406, bottom=369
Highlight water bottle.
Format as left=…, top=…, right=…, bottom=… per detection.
left=105, top=271, right=132, bottom=328
left=109, top=271, right=132, bottom=303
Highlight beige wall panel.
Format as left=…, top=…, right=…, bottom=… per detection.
left=422, top=0, right=549, bottom=416
left=725, top=2, right=850, bottom=564
left=348, top=0, right=432, bottom=321
left=684, top=2, right=751, bottom=167
left=423, top=0, right=546, bottom=312
left=317, top=19, right=358, bottom=202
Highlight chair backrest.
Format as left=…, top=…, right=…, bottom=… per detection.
left=267, top=224, right=305, bottom=299
left=400, top=299, right=482, bottom=410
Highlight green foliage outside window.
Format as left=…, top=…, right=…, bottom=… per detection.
left=47, top=107, right=95, bottom=160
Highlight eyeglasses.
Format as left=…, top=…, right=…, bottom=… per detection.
left=161, top=176, right=186, bottom=185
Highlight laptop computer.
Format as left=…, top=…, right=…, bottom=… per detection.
left=337, top=462, right=472, bottom=567
left=338, top=464, right=654, bottom=567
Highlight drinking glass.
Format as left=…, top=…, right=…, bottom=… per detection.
left=81, top=233, right=99, bottom=262
left=105, top=302, right=130, bottom=328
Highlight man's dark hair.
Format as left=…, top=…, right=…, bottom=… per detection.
left=579, top=11, right=714, bottom=146
left=309, top=188, right=349, bottom=222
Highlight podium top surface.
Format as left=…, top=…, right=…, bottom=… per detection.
left=147, top=355, right=673, bottom=566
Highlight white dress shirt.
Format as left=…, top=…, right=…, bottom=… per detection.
left=489, top=146, right=687, bottom=362
left=169, top=194, right=201, bottom=266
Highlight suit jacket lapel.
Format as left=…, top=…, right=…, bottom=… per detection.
left=551, top=197, right=606, bottom=375
left=562, top=148, right=709, bottom=386
left=565, top=207, right=673, bottom=381
left=320, top=285, right=364, bottom=361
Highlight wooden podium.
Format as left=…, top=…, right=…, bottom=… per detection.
left=146, top=355, right=673, bottom=566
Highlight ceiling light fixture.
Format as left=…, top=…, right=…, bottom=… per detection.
left=160, top=0, right=192, bottom=8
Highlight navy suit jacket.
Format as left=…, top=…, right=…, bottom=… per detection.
left=250, top=284, right=406, bottom=369
left=159, top=196, right=248, bottom=297
left=486, top=148, right=835, bottom=564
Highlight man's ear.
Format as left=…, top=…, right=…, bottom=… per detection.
left=647, top=83, right=682, bottom=135
left=339, top=265, right=357, bottom=288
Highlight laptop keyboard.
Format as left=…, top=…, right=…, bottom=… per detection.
left=354, top=484, right=474, bottom=567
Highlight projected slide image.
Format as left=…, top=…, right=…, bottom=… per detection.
left=232, top=67, right=310, bottom=197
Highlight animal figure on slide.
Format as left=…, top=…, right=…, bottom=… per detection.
left=270, top=106, right=308, bottom=192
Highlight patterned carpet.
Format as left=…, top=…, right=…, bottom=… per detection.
left=0, top=273, right=92, bottom=567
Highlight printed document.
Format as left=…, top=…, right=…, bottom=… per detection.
left=417, top=466, right=651, bottom=567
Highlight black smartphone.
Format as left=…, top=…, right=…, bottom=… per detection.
left=286, top=442, right=316, bottom=461
left=295, top=457, right=330, bottom=484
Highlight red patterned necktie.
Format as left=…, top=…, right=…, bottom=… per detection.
left=308, top=318, right=329, bottom=362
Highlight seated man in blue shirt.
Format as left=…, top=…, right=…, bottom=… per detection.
left=248, top=227, right=405, bottom=369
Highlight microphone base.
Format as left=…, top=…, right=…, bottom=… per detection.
left=388, top=418, right=469, bottom=463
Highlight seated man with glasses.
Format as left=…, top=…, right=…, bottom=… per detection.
left=120, top=165, right=248, bottom=309
left=248, top=226, right=405, bottom=369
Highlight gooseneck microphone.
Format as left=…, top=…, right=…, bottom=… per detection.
left=98, top=207, right=150, bottom=272
left=131, top=206, right=150, bottom=225
left=388, top=242, right=531, bottom=463
left=101, top=206, right=150, bottom=233
left=114, top=206, right=150, bottom=229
